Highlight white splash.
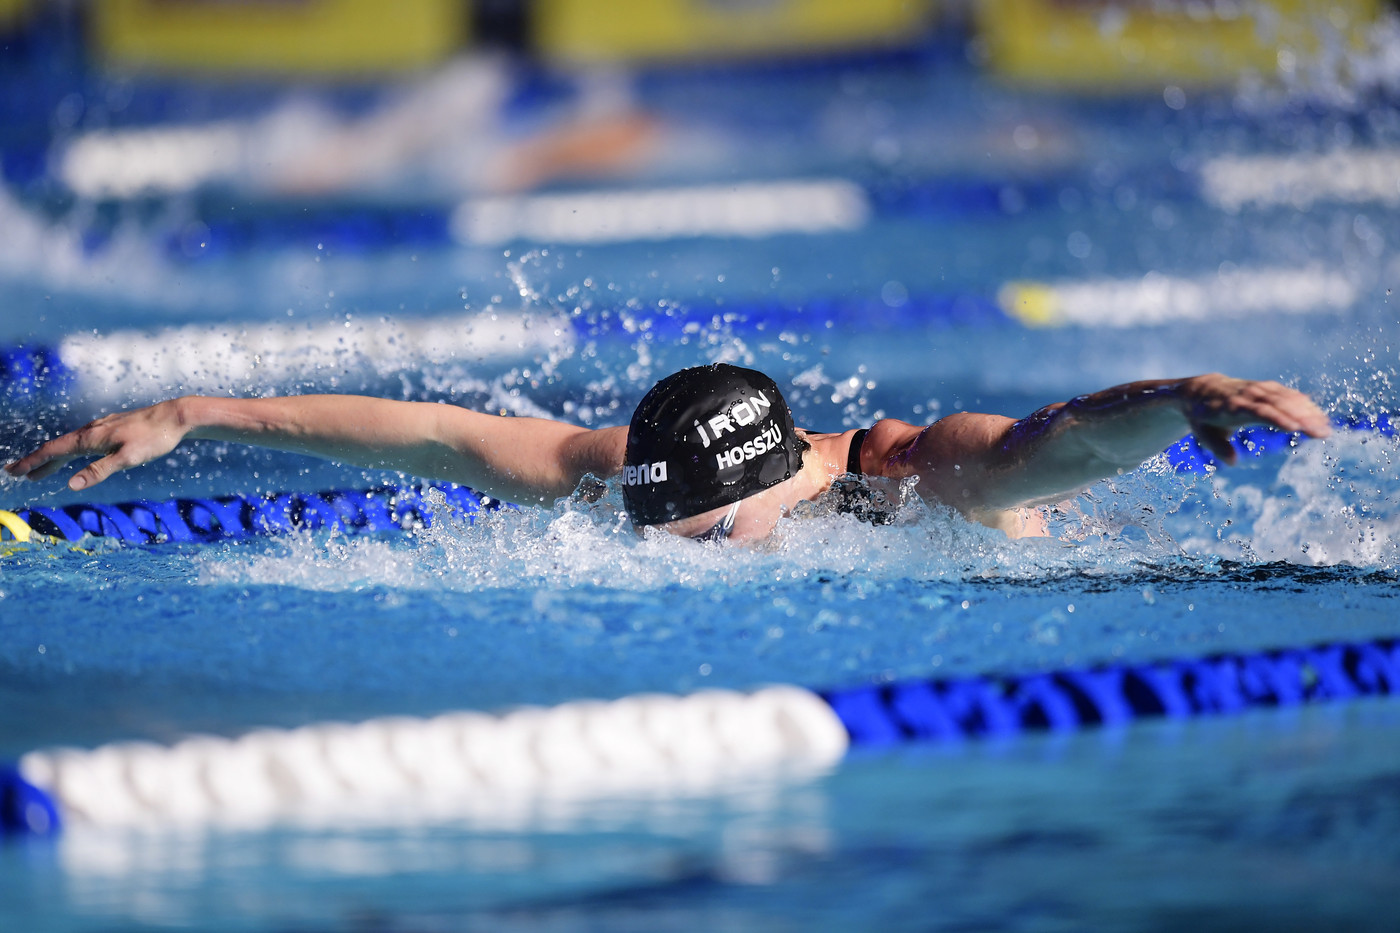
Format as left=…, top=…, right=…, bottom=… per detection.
left=55, top=310, right=573, bottom=403
left=1179, top=431, right=1400, bottom=567
left=193, top=477, right=1188, bottom=596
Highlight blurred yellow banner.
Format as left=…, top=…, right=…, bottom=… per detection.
left=535, top=0, right=936, bottom=63
left=0, top=0, right=29, bottom=29
left=92, top=0, right=467, bottom=75
left=976, top=0, right=1381, bottom=89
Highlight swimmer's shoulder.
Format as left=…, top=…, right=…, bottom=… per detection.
left=796, top=428, right=860, bottom=477
left=796, top=419, right=925, bottom=478
left=860, top=416, right=1050, bottom=538
left=854, top=418, right=926, bottom=477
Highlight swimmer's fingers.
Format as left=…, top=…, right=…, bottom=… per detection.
left=1194, top=424, right=1238, bottom=466
left=14, top=452, right=78, bottom=482
left=4, top=429, right=104, bottom=483
left=66, top=447, right=139, bottom=491
left=5, top=426, right=123, bottom=489
left=1183, top=375, right=1332, bottom=439
left=1228, top=381, right=1331, bottom=437
left=5, top=407, right=183, bottom=491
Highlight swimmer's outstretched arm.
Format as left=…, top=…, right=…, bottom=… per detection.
left=4, top=395, right=627, bottom=506
left=896, top=374, right=1330, bottom=517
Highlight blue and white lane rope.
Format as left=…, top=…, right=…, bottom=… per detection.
left=0, top=263, right=1358, bottom=403
left=1, top=417, right=1389, bottom=552
left=3, top=636, right=1398, bottom=837
left=57, top=148, right=1400, bottom=255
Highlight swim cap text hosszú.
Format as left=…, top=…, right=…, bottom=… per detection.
left=622, top=364, right=806, bottom=525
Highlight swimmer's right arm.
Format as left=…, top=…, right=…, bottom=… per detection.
left=4, top=395, right=628, bottom=506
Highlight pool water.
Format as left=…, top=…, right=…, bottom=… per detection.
left=4, top=26, right=1400, bottom=933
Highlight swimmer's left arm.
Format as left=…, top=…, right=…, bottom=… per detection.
left=895, top=374, right=1330, bottom=516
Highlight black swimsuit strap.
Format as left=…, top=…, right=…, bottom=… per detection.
left=846, top=428, right=868, bottom=476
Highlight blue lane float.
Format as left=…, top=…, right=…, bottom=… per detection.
left=0, top=765, right=61, bottom=836
left=0, top=343, right=73, bottom=401
left=1163, top=414, right=1395, bottom=473
left=3, top=635, right=1397, bottom=838
left=821, top=637, right=1400, bottom=745
left=1, top=484, right=502, bottom=549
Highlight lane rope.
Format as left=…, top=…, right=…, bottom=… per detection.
left=0, top=311, right=573, bottom=403
left=1163, top=414, right=1393, bottom=473
left=4, top=636, right=1396, bottom=836
left=0, top=273, right=1367, bottom=403
left=1, top=484, right=501, bottom=549
left=49, top=146, right=1392, bottom=261
left=0, top=509, right=75, bottom=558
left=4, top=297, right=1003, bottom=402
left=997, top=265, right=1355, bottom=329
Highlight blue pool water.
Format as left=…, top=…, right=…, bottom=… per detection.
left=4, top=25, right=1400, bottom=932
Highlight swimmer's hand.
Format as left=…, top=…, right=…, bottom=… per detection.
left=1177, top=373, right=1331, bottom=465
left=4, top=399, right=190, bottom=491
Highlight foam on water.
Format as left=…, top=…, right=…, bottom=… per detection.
left=1179, top=430, right=1400, bottom=566
left=189, top=427, right=1400, bottom=604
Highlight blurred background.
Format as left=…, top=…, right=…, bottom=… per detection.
left=2, top=0, right=1396, bottom=433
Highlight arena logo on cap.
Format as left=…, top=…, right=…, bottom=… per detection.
left=694, top=392, right=773, bottom=448
left=622, top=461, right=669, bottom=486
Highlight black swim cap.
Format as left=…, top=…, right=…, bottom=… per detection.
left=622, top=364, right=807, bottom=526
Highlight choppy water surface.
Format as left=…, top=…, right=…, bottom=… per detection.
left=4, top=22, right=1400, bottom=933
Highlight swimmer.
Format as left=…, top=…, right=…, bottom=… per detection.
left=4, top=365, right=1330, bottom=544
